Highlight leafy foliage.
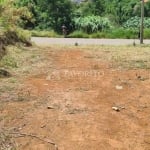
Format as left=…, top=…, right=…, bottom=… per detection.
left=0, top=0, right=32, bottom=30
left=16, top=0, right=74, bottom=32
left=1, top=0, right=150, bottom=37
left=124, top=16, right=150, bottom=29
left=74, top=15, right=112, bottom=33
left=68, top=28, right=138, bottom=39
left=123, top=16, right=140, bottom=29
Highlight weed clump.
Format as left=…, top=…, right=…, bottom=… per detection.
left=0, top=130, right=16, bottom=150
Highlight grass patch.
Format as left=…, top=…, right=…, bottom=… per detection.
left=0, top=56, right=18, bottom=68
left=30, top=30, right=59, bottom=37
left=78, top=45, right=150, bottom=69
left=104, top=46, right=150, bottom=69
left=0, top=47, right=20, bottom=69
left=0, top=130, right=16, bottom=150
left=67, top=31, right=89, bottom=38
left=68, top=28, right=139, bottom=39
left=29, top=28, right=150, bottom=39
left=90, top=32, right=107, bottom=38
left=106, top=28, right=137, bottom=39
left=144, top=28, right=150, bottom=39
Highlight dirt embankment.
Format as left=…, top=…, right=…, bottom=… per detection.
left=0, top=30, right=31, bottom=60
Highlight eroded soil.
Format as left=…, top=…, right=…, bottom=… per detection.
left=0, top=46, right=150, bottom=150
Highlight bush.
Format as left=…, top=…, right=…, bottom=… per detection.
left=124, top=16, right=150, bottom=29
left=17, top=29, right=31, bottom=44
left=123, top=16, right=140, bottom=29
left=73, top=15, right=113, bottom=33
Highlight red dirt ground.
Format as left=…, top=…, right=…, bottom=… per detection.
left=0, top=47, right=150, bottom=150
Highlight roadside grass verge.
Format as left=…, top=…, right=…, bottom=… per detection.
left=68, top=29, right=137, bottom=39
left=110, top=47, right=150, bottom=69
left=75, top=45, right=150, bottom=70
left=30, top=30, right=60, bottom=38
left=28, top=28, right=150, bottom=39
left=68, top=28, right=150, bottom=39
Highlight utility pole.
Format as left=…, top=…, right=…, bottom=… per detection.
left=140, top=0, right=144, bottom=44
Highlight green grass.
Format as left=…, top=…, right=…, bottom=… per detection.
left=0, top=47, right=20, bottom=69
left=144, top=28, right=150, bottom=39
left=30, top=30, right=60, bottom=37
left=67, top=28, right=150, bottom=39
left=0, top=56, right=18, bottom=68
left=67, top=30, right=89, bottom=38
left=27, top=28, right=150, bottom=39
left=106, top=28, right=137, bottom=39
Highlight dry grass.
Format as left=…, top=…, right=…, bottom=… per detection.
left=0, top=130, right=16, bottom=150
left=78, top=45, right=150, bottom=69
left=0, top=44, right=150, bottom=150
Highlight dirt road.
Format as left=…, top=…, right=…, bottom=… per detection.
left=0, top=45, right=150, bottom=150
left=31, top=37, right=150, bottom=46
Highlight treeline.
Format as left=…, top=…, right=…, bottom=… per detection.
left=15, top=0, right=150, bottom=32
left=1, top=0, right=150, bottom=38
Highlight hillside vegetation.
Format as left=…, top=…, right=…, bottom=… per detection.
left=13, top=0, right=150, bottom=38
left=0, top=0, right=150, bottom=38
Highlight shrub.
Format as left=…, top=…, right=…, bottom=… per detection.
left=123, top=16, right=140, bottom=29
left=73, top=15, right=113, bottom=33
left=144, top=18, right=150, bottom=28
left=124, top=16, right=150, bottom=29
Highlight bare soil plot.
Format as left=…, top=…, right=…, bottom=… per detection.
left=0, top=45, right=150, bottom=150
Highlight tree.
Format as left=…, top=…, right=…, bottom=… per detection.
left=16, top=0, right=74, bottom=32
left=74, top=0, right=105, bottom=17
left=104, top=0, right=140, bottom=25
left=92, top=0, right=105, bottom=15
left=42, top=0, right=74, bottom=32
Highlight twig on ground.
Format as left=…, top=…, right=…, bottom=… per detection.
left=10, top=132, right=58, bottom=150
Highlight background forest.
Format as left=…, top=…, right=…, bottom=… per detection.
left=1, top=0, right=150, bottom=38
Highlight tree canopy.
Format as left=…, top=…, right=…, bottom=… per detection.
left=1, top=0, right=150, bottom=33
